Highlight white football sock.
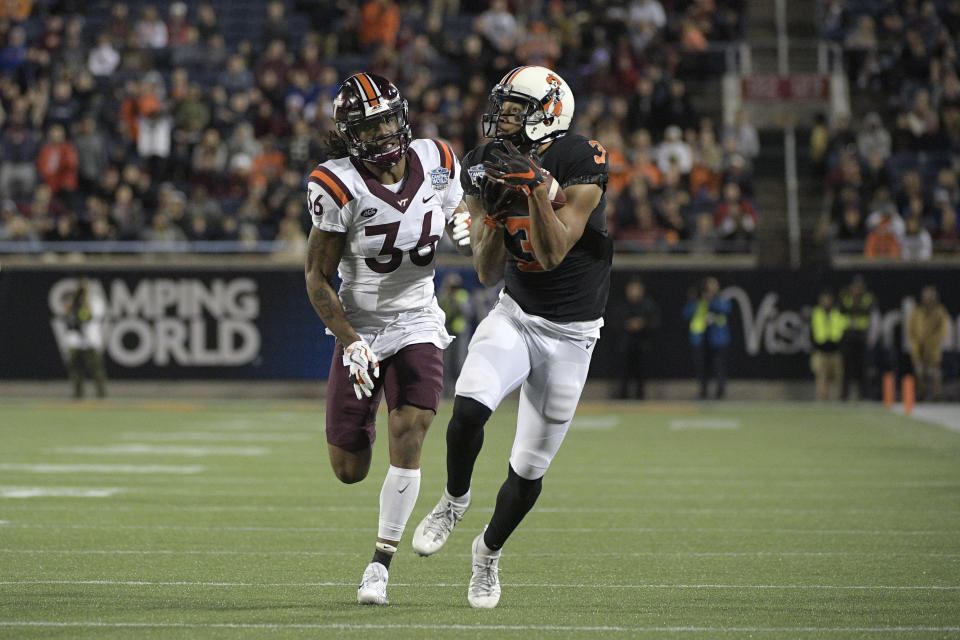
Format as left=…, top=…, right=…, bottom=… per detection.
left=378, top=465, right=421, bottom=542
left=444, top=486, right=470, bottom=507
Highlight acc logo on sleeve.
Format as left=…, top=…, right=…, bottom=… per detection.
left=429, top=167, right=450, bottom=191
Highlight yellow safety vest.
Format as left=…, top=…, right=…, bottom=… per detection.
left=811, top=306, right=846, bottom=345
left=841, top=293, right=872, bottom=331
left=689, top=300, right=708, bottom=334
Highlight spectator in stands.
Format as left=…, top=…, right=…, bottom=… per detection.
left=810, top=289, right=845, bottom=401
left=826, top=113, right=856, bottom=158
left=723, top=108, right=759, bottom=163
left=87, top=33, right=120, bottom=79
left=866, top=201, right=905, bottom=240
left=901, top=215, right=933, bottom=260
left=137, top=98, right=173, bottom=183
left=110, top=183, right=146, bottom=241
left=934, top=202, right=959, bottom=252
left=475, top=0, right=518, bottom=57
left=134, top=5, right=169, bottom=50
left=616, top=275, right=660, bottom=399
left=933, top=168, right=960, bottom=209
left=73, top=114, right=108, bottom=194
left=262, top=1, right=291, bottom=49
left=0, top=25, right=27, bottom=77
left=45, top=79, right=79, bottom=130
left=515, top=22, right=561, bottom=70
left=0, top=108, right=39, bottom=201
left=143, top=210, right=186, bottom=243
left=864, top=216, right=902, bottom=259
left=191, top=128, right=228, bottom=188
left=656, top=80, right=697, bottom=131
left=196, top=3, right=221, bottom=43
left=908, top=284, right=950, bottom=400
left=36, top=123, right=78, bottom=198
left=105, top=3, right=132, bottom=46
left=657, top=125, right=693, bottom=175
left=856, top=112, right=891, bottom=161
left=359, top=0, right=401, bottom=51
left=166, top=2, right=191, bottom=48
left=713, top=182, right=757, bottom=251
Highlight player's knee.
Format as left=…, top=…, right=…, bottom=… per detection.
left=332, top=464, right=368, bottom=484
left=447, top=395, right=492, bottom=442
left=508, top=451, right=551, bottom=481
left=328, top=447, right=371, bottom=484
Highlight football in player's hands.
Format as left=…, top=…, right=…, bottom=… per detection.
left=480, top=173, right=565, bottom=228
left=540, top=168, right=567, bottom=210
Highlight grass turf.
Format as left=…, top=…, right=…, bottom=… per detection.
left=0, top=399, right=958, bottom=638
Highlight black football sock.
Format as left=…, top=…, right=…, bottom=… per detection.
left=372, top=542, right=395, bottom=569
left=445, top=395, right=492, bottom=498
left=483, top=464, right=543, bottom=551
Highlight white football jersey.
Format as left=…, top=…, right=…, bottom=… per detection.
left=307, top=138, right=464, bottom=358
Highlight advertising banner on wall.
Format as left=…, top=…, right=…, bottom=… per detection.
left=0, top=266, right=956, bottom=380
left=594, top=268, right=960, bottom=381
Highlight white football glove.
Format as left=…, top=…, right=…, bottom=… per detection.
left=451, top=211, right=471, bottom=247
left=342, top=340, right=380, bottom=399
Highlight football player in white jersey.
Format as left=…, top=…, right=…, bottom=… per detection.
left=304, top=72, right=471, bottom=605
left=411, top=66, right=612, bottom=608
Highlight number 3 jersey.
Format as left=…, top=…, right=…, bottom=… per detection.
left=461, top=133, right=612, bottom=323
left=308, top=138, right=464, bottom=358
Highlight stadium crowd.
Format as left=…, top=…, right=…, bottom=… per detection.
left=0, top=0, right=751, bottom=254
left=817, top=0, right=960, bottom=257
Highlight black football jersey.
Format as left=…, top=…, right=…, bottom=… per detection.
left=461, top=133, right=612, bottom=322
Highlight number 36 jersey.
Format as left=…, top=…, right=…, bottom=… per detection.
left=307, top=138, right=464, bottom=358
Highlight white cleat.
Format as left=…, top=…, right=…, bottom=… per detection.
left=411, top=491, right=470, bottom=557
left=467, top=528, right=501, bottom=609
left=357, top=562, right=388, bottom=605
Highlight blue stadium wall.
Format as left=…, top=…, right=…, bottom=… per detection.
left=1, top=265, right=957, bottom=381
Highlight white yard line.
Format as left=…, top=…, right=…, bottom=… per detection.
left=120, top=432, right=313, bottom=442
left=0, top=487, right=121, bottom=498
left=50, top=445, right=269, bottom=457
left=571, top=417, right=619, bottom=430
left=0, top=464, right=204, bottom=474
left=670, top=419, right=742, bottom=430
left=0, top=622, right=955, bottom=633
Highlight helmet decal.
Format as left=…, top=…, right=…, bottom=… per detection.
left=542, top=73, right=564, bottom=119
left=481, top=66, right=574, bottom=147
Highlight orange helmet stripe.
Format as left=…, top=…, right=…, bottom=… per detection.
left=502, top=66, right=528, bottom=85
left=355, top=73, right=380, bottom=107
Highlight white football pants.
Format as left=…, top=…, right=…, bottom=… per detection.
left=455, top=293, right=599, bottom=480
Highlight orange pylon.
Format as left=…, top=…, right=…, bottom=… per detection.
left=902, top=375, right=915, bottom=415
left=882, top=372, right=895, bottom=408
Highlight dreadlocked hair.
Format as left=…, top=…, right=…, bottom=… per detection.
left=323, top=130, right=351, bottom=159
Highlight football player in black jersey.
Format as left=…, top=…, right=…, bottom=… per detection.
left=412, top=65, right=611, bottom=608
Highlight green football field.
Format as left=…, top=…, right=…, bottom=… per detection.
left=0, top=398, right=958, bottom=638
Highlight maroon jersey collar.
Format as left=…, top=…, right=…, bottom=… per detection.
left=350, top=150, right=424, bottom=213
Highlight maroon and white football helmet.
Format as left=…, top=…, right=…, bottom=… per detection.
left=333, top=73, right=411, bottom=166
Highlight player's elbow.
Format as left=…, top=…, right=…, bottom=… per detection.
left=538, top=250, right=567, bottom=271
